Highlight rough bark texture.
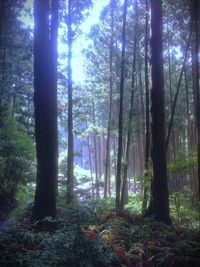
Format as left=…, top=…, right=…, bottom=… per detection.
left=148, top=0, right=170, bottom=224
left=116, top=0, right=127, bottom=210
left=33, top=0, right=58, bottom=220
left=66, top=0, right=74, bottom=204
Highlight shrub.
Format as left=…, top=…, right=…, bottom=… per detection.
left=0, top=113, right=35, bottom=207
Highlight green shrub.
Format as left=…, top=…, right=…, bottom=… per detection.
left=0, top=113, right=35, bottom=206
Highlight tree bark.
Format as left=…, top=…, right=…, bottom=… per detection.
left=104, top=0, right=114, bottom=198
left=147, top=0, right=171, bottom=224
left=116, top=0, right=128, bottom=211
left=193, top=0, right=200, bottom=201
left=92, top=101, right=99, bottom=198
left=33, top=0, right=58, bottom=220
left=121, top=0, right=138, bottom=208
left=165, top=29, right=191, bottom=152
left=66, top=0, right=74, bottom=204
left=142, top=0, right=150, bottom=215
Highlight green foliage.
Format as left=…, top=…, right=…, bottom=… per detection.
left=125, top=193, right=142, bottom=215
left=10, top=183, right=35, bottom=219
left=0, top=200, right=200, bottom=267
left=0, top=205, right=116, bottom=267
left=0, top=113, right=35, bottom=206
left=168, top=150, right=197, bottom=175
left=169, top=187, right=199, bottom=229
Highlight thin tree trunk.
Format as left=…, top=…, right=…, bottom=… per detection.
left=104, top=0, right=114, bottom=198
left=193, top=0, right=200, bottom=201
left=66, top=0, right=74, bottom=204
left=98, top=136, right=102, bottom=184
left=165, top=29, right=192, bottom=152
left=87, top=132, right=94, bottom=197
left=142, top=0, right=150, bottom=215
left=121, top=0, right=138, bottom=208
left=116, top=0, right=128, bottom=211
left=92, top=101, right=99, bottom=198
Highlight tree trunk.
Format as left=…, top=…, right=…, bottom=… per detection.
left=165, top=29, right=191, bottom=152
left=121, top=0, right=138, bottom=208
left=142, top=0, right=150, bottom=215
left=66, top=0, right=74, bottom=204
left=147, top=0, right=171, bottom=224
left=104, top=0, right=114, bottom=198
left=87, top=134, right=94, bottom=197
left=32, top=0, right=58, bottom=220
left=92, top=101, right=99, bottom=198
left=116, top=0, right=128, bottom=211
left=193, top=0, right=200, bottom=201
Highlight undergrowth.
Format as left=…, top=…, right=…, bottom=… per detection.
left=1, top=197, right=200, bottom=267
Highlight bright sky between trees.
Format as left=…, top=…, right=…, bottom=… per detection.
left=71, top=0, right=110, bottom=83
left=21, top=0, right=110, bottom=83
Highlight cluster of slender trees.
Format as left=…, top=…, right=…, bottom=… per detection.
left=32, top=0, right=199, bottom=225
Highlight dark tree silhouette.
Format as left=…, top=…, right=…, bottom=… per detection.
left=147, top=0, right=171, bottom=224
left=32, top=0, right=58, bottom=220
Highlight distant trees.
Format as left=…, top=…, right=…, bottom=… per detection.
left=2, top=0, right=199, bottom=224
left=32, top=0, right=58, bottom=220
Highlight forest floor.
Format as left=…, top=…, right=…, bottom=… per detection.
left=0, top=201, right=200, bottom=267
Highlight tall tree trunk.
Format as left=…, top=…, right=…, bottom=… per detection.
left=87, top=135, right=94, bottom=197
left=142, top=0, right=150, bottom=215
left=121, top=0, right=138, bottom=208
left=104, top=0, right=114, bottom=198
left=32, top=0, right=58, bottom=220
left=193, top=0, right=200, bottom=201
left=66, top=0, right=74, bottom=204
left=98, top=136, right=102, bottom=184
left=147, top=0, right=170, bottom=224
left=92, top=101, right=99, bottom=198
left=116, top=0, right=128, bottom=211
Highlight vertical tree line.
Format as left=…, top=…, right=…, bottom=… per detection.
left=32, top=0, right=58, bottom=220
left=30, top=0, right=199, bottom=225
left=66, top=0, right=74, bottom=205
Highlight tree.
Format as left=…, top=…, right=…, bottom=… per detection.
left=192, top=0, right=200, bottom=201
left=142, top=0, right=150, bottom=215
left=63, top=0, right=92, bottom=204
left=121, top=0, right=139, bottom=207
left=104, top=0, right=115, bottom=198
left=116, top=0, right=128, bottom=210
left=147, top=0, right=171, bottom=224
left=66, top=0, right=74, bottom=204
left=32, top=0, right=58, bottom=220
left=0, top=112, right=34, bottom=208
